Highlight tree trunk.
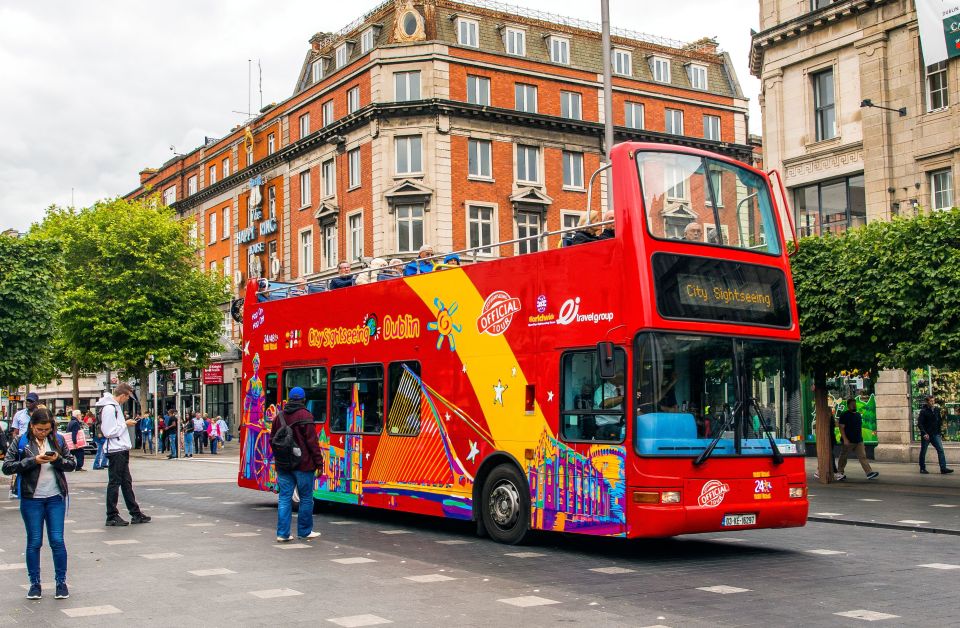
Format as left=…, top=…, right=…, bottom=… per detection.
left=813, top=370, right=833, bottom=485
left=71, top=360, right=80, bottom=410
left=137, top=367, right=150, bottom=417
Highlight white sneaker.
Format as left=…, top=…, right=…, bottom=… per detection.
left=834, top=473, right=846, bottom=481
left=298, top=531, right=321, bottom=540
left=276, top=536, right=293, bottom=543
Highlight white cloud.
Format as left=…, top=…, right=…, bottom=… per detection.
left=0, top=0, right=760, bottom=231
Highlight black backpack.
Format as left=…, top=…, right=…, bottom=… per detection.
left=93, top=406, right=105, bottom=439
left=270, top=413, right=302, bottom=472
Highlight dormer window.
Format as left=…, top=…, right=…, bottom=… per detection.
left=650, top=56, right=671, bottom=83
left=335, top=43, right=348, bottom=69
left=457, top=17, right=479, bottom=47
left=504, top=27, right=525, bottom=56
left=548, top=35, right=570, bottom=65
left=361, top=28, right=376, bottom=54
left=687, top=63, right=708, bottom=90
left=311, top=59, right=323, bottom=83
left=613, top=48, right=632, bottom=76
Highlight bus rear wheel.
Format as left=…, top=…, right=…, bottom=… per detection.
left=481, top=464, right=530, bottom=545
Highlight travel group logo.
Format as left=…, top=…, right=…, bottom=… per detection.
left=477, top=290, right=521, bottom=336
left=527, top=295, right=613, bottom=327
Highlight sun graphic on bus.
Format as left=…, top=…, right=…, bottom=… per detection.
left=427, top=297, right=461, bottom=351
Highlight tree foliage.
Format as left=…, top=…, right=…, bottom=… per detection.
left=34, top=197, right=228, bottom=411
left=792, top=208, right=960, bottom=481
left=0, top=232, right=60, bottom=388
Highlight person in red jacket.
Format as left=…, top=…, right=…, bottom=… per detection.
left=271, top=387, right=324, bottom=542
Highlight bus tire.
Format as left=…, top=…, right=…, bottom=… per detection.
left=480, top=464, right=530, bottom=545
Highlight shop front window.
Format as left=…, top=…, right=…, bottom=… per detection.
left=792, top=173, right=865, bottom=237
left=910, top=367, right=960, bottom=443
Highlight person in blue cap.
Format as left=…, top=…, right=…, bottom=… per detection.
left=271, top=386, right=325, bottom=542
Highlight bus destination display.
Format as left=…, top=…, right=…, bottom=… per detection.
left=653, top=253, right=791, bottom=327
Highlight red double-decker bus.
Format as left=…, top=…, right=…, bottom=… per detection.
left=236, top=142, right=807, bottom=543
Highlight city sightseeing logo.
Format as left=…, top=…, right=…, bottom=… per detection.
left=477, top=291, right=521, bottom=336
left=698, top=480, right=730, bottom=507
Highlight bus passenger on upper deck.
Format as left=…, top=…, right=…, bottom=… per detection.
left=404, top=244, right=435, bottom=276
left=377, top=259, right=402, bottom=281
left=562, top=210, right=603, bottom=247
left=597, top=210, right=615, bottom=240
left=329, top=261, right=356, bottom=290
left=683, top=222, right=703, bottom=242
left=289, top=279, right=308, bottom=297
left=357, top=258, right=387, bottom=285
left=435, top=253, right=461, bottom=271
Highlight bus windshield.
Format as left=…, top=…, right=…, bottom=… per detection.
left=636, top=151, right=781, bottom=255
left=634, top=333, right=801, bottom=457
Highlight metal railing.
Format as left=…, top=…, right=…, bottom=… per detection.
left=257, top=219, right=614, bottom=299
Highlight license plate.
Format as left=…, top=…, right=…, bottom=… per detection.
left=722, top=514, right=757, bottom=527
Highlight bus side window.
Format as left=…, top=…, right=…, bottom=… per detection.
left=560, top=349, right=626, bottom=443
left=265, top=373, right=278, bottom=409
left=386, top=361, right=422, bottom=436
left=282, top=366, right=328, bottom=423
left=331, top=364, right=384, bottom=434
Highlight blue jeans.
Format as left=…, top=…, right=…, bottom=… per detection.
left=210, top=437, right=219, bottom=455
left=167, top=433, right=178, bottom=456
left=20, top=495, right=67, bottom=585
left=142, top=431, right=154, bottom=453
left=920, top=434, right=948, bottom=471
left=93, top=437, right=108, bottom=468
left=276, top=470, right=316, bottom=539
left=184, top=433, right=194, bottom=456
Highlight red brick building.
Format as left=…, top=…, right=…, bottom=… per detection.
left=126, top=0, right=751, bottom=407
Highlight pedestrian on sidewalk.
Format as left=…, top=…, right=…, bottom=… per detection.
left=9, top=392, right=38, bottom=498
left=164, top=410, right=179, bottom=458
left=66, top=410, right=87, bottom=471
left=272, top=387, right=324, bottom=542
left=140, top=413, right=155, bottom=454
left=838, top=397, right=879, bottom=480
left=96, top=383, right=151, bottom=526
left=157, top=414, right=167, bottom=454
left=192, top=413, right=205, bottom=455
left=183, top=412, right=195, bottom=457
left=2, top=407, right=76, bottom=599
left=208, top=416, right=221, bottom=455
left=91, top=407, right=108, bottom=470
left=201, top=414, right=210, bottom=451
left=918, top=395, right=954, bottom=474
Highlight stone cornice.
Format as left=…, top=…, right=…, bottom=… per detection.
left=749, top=0, right=894, bottom=77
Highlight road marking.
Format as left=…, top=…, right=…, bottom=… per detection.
left=61, top=605, right=122, bottom=618
left=73, top=529, right=104, bottom=534
left=226, top=532, right=259, bottom=537
left=590, top=566, right=636, bottom=574
left=275, top=543, right=311, bottom=550
left=834, top=610, right=900, bottom=621
left=329, top=521, right=358, bottom=525
left=140, top=553, right=183, bottom=560
left=713, top=538, right=747, bottom=543
left=931, top=504, right=958, bottom=508
left=918, top=563, right=960, bottom=570
left=146, top=488, right=166, bottom=491
left=220, top=501, right=241, bottom=505
left=379, top=529, right=412, bottom=535
left=858, top=498, right=882, bottom=502
left=697, top=585, right=750, bottom=594
left=331, top=557, right=377, bottom=564
left=74, top=496, right=97, bottom=500
left=0, top=563, right=26, bottom=571
left=168, top=492, right=187, bottom=495
left=187, top=523, right=216, bottom=527
left=806, top=549, right=846, bottom=555
left=897, top=520, right=930, bottom=525
left=505, top=552, right=546, bottom=558
left=435, top=540, right=473, bottom=545
left=63, top=519, right=76, bottom=523
left=103, top=539, right=141, bottom=546
left=249, top=588, right=303, bottom=599
left=193, top=496, right=212, bottom=500
left=189, top=568, right=237, bottom=576
left=150, top=515, right=182, bottom=519
left=498, top=596, right=560, bottom=607
left=814, top=512, right=844, bottom=517
left=327, top=614, right=393, bottom=627
left=3, top=506, right=19, bottom=510
left=404, top=574, right=456, bottom=583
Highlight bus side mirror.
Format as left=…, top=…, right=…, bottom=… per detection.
left=597, top=342, right=616, bottom=379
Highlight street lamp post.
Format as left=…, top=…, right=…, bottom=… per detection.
left=600, top=0, right=615, bottom=214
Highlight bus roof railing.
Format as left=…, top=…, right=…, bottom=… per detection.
left=255, top=219, right=614, bottom=300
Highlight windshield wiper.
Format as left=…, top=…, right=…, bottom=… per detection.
left=694, top=400, right=740, bottom=466
left=749, top=396, right=784, bottom=465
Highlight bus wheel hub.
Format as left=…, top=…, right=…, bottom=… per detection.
left=490, top=482, right=520, bottom=528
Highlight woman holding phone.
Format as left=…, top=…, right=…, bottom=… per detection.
left=2, top=407, right=76, bottom=600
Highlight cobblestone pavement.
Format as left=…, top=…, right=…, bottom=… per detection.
left=1, top=453, right=958, bottom=627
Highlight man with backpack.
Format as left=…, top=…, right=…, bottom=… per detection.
left=271, top=387, right=324, bottom=542
left=96, top=383, right=151, bottom=526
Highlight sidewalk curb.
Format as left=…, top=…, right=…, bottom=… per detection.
left=808, top=516, right=960, bottom=536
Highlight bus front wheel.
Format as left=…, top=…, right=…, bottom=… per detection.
left=481, top=464, right=530, bottom=545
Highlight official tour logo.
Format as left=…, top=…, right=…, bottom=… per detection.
left=477, top=291, right=521, bottom=336
left=698, top=480, right=730, bottom=507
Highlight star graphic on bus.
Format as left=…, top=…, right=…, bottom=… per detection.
left=467, top=440, right=480, bottom=463
left=427, top=298, right=461, bottom=352
left=493, top=379, right=508, bottom=405
left=547, top=390, right=554, bottom=402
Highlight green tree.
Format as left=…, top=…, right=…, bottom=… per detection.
left=0, top=231, right=60, bottom=389
left=793, top=208, right=960, bottom=483
left=36, top=197, right=228, bottom=415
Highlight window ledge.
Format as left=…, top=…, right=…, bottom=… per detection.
left=924, top=106, right=950, bottom=117
left=394, top=172, right=424, bottom=178
left=299, top=204, right=311, bottom=211
left=562, top=186, right=586, bottom=193
left=467, top=175, right=494, bottom=183
left=348, top=184, right=361, bottom=191
left=804, top=136, right=841, bottom=151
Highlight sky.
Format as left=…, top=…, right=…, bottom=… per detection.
left=0, top=0, right=762, bottom=232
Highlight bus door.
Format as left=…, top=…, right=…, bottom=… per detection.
left=329, top=363, right=385, bottom=499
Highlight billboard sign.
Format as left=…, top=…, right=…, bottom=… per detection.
left=918, top=0, right=960, bottom=66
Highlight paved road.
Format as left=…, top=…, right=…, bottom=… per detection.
left=1, top=454, right=958, bottom=627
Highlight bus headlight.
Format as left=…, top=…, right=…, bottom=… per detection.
left=789, top=487, right=804, bottom=498
left=661, top=491, right=682, bottom=504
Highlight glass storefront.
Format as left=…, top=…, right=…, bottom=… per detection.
left=205, top=383, right=234, bottom=435
left=910, top=367, right=960, bottom=442
left=793, top=173, right=866, bottom=237
left=801, top=373, right=877, bottom=445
